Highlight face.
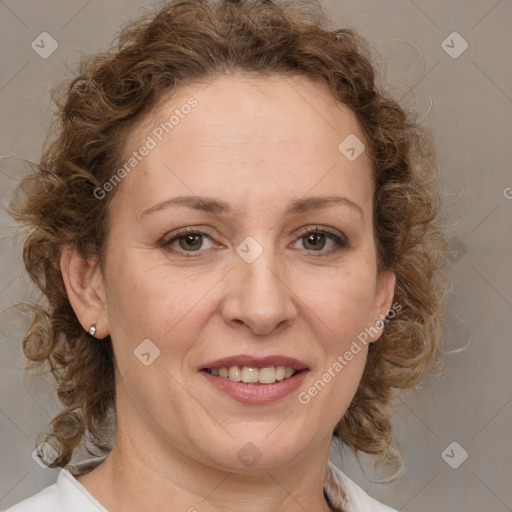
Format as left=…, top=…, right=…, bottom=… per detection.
left=85, top=74, right=395, bottom=472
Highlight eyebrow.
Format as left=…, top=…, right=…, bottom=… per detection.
left=140, top=194, right=363, bottom=220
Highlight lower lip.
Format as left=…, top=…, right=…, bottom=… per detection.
left=201, top=370, right=309, bottom=403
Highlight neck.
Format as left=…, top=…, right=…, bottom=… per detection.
left=76, top=424, right=336, bottom=512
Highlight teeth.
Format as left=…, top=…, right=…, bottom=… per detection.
left=208, top=365, right=298, bottom=384
left=228, top=366, right=241, bottom=381
left=241, top=366, right=259, bottom=383
left=258, top=367, right=277, bottom=384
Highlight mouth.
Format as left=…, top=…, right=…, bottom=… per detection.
left=202, top=365, right=302, bottom=385
left=199, top=355, right=309, bottom=402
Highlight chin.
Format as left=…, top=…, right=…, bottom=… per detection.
left=197, top=424, right=314, bottom=473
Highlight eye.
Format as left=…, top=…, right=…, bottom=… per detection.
left=292, top=226, right=350, bottom=255
left=161, top=225, right=350, bottom=257
left=162, top=228, right=215, bottom=254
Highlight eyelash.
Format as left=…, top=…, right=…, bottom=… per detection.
left=161, top=226, right=350, bottom=258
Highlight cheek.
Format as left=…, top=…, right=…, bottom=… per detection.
left=105, top=250, right=185, bottom=330
left=103, top=253, right=217, bottom=377
left=318, top=267, right=377, bottom=340
left=306, top=266, right=376, bottom=407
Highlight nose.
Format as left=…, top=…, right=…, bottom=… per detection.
left=221, top=241, right=297, bottom=336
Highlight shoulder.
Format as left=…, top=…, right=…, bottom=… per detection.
left=2, top=460, right=109, bottom=512
left=325, top=460, right=399, bottom=512
left=1, top=482, right=59, bottom=512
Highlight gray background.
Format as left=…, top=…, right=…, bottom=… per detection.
left=0, top=0, right=511, bottom=510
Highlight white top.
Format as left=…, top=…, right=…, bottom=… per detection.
left=2, top=456, right=398, bottom=512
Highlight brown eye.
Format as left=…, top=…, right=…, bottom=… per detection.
left=302, top=232, right=328, bottom=251
left=294, top=226, right=350, bottom=255
left=176, top=233, right=204, bottom=251
left=163, top=229, right=215, bottom=254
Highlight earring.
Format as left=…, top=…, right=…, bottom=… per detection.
left=375, top=319, right=385, bottom=329
left=88, top=325, right=97, bottom=337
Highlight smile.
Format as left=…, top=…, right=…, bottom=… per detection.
left=199, top=355, right=309, bottom=403
left=203, top=365, right=298, bottom=384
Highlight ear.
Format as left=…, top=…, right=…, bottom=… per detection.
left=368, top=269, right=396, bottom=343
left=60, top=246, right=109, bottom=339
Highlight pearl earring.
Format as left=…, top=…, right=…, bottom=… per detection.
left=88, top=325, right=97, bottom=336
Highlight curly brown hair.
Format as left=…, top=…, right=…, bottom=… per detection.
left=7, top=0, right=451, bottom=477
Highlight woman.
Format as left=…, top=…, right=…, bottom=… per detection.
left=4, top=0, right=450, bottom=511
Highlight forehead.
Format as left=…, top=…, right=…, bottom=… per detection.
left=114, top=73, right=373, bottom=218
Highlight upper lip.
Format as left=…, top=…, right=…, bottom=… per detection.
left=200, top=355, right=309, bottom=371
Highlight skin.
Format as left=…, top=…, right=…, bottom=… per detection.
left=61, top=72, right=396, bottom=512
